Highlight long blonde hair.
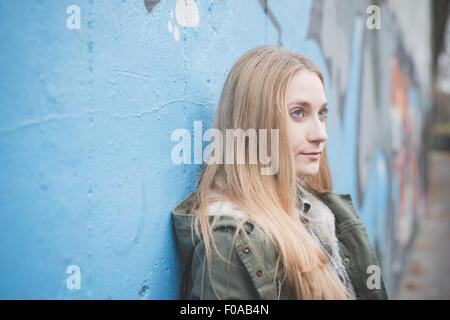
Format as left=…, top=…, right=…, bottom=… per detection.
left=190, top=45, right=352, bottom=299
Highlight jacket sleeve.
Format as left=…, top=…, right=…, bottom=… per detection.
left=190, top=229, right=261, bottom=300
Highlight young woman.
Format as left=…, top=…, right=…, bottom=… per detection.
left=172, top=45, right=388, bottom=300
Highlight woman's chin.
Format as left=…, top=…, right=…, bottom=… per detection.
left=296, top=164, right=320, bottom=176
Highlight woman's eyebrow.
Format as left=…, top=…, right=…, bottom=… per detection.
left=288, top=100, right=328, bottom=108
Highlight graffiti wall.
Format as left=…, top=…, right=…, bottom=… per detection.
left=0, top=0, right=432, bottom=299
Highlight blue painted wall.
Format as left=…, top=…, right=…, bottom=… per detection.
left=0, top=0, right=432, bottom=299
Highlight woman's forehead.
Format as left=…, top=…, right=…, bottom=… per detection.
left=286, top=70, right=327, bottom=105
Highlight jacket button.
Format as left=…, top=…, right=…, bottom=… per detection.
left=343, top=258, right=350, bottom=265
left=256, top=269, right=263, bottom=277
left=243, top=245, right=251, bottom=254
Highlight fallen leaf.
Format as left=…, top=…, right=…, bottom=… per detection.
left=406, top=280, right=420, bottom=290
left=409, top=261, right=424, bottom=276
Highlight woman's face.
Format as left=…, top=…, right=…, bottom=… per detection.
left=286, top=69, right=328, bottom=176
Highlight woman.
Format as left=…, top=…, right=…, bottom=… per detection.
left=172, top=45, right=388, bottom=300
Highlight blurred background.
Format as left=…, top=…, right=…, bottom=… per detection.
left=0, top=0, right=448, bottom=299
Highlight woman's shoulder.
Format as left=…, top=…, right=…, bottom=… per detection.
left=172, top=189, right=270, bottom=245
left=206, top=193, right=260, bottom=240
left=207, top=192, right=248, bottom=220
left=311, top=190, right=363, bottom=227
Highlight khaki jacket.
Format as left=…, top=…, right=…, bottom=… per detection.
left=172, top=189, right=389, bottom=300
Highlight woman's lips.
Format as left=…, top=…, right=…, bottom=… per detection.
left=301, top=152, right=321, bottom=160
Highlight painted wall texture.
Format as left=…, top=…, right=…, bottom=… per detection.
left=0, top=0, right=432, bottom=299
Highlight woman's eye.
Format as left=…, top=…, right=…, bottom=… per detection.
left=319, top=108, right=328, bottom=119
left=291, top=109, right=305, bottom=119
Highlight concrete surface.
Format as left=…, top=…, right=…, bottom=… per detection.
left=395, top=150, right=450, bottom=300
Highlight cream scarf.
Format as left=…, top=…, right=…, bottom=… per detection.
left=298, top=185, right=357, bottom=299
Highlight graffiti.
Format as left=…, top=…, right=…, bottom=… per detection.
left=144, top=0, right=161, bottom=12
left=305, top=0, right=429, bottom=296
left=258, top=0, right=282, bottom=46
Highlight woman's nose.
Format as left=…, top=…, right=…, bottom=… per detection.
left=307, top=118, right=328, bottom=143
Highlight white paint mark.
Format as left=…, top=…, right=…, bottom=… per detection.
left=175, top=0, right=199, bottom=28
left=174, top=25, right=180, bottom=41
left=168, top=2, right=197, bottom=42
